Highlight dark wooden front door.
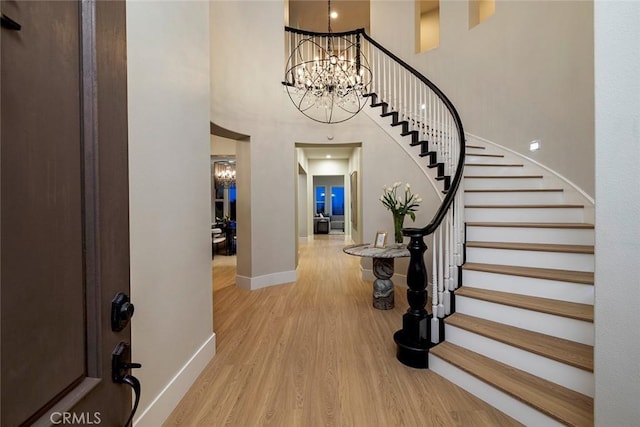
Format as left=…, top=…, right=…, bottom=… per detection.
left=1, top=1, right=133, bottom=425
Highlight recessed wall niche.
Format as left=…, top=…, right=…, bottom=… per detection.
left=469, top=0, right=495, bottom=29
left=416, top=0, right=440, bottom=53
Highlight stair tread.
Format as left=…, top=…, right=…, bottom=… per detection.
left=463, top=262, right=594, bottom=284
left=466, top=222, right=594, bottom=229
left=466, top=144, right=486, bottom=149
left=466, top=241, right=594, bottom=254
left=446, top=313, right=594, bottom=371
left=466, top=204, right=584, bottom=209
left=455, top=287, right=594, bottom=322
left=465, top=188, right=563, bottom=193
left=431, top=342, right=593, bottom=425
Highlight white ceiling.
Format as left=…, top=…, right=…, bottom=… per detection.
left=302, top=146, right=355, bottom=160
left=288, top=0, right=370, bottom=33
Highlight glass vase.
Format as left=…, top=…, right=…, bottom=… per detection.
left=393, top=213, right=405, bottom=245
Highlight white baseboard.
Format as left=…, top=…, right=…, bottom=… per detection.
left=236, top=270, right=297, bottom=290
left=133, top=333, right=216, bottom=427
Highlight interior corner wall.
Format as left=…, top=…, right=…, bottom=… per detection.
left=126, top=2, right=214, bottom=425
left=594, top=1, right=640, bottom=424
left=371, top=0, right=595, bottom=197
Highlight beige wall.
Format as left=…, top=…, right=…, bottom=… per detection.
left=127, top=1, right=213, bottom=425
left=210, top=134, right=237, bottom=156
left=211, top=0, right=440, bottom=289
left=594, top=1, right=640, bottom=423
left=372, top=0, right=595, bottom=196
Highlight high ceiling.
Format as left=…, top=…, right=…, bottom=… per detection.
left=288, top=0, right=370, bottom=33
left=288, top=2, right=369, bottom=162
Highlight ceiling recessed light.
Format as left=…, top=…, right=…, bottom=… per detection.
left=326, top=154, right=332, bottom=159
left=330, top=11, right=338, bottom=19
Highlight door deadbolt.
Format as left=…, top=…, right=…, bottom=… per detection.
left=111, top=292, right=135, bottom=332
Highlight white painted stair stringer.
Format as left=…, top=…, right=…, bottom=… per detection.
left=444, top=325, right=595, bottom=397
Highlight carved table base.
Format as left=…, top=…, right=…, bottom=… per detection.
left=372, top=258, right=395, bottom=309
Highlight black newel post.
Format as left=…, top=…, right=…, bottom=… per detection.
left=393, top=234, right=431, bottom=368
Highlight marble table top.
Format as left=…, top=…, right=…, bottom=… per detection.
left=343, top=243, right=410, bottom=259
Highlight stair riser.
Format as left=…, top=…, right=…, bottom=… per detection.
left=464, top=191, right=564, bottom=205
left=465, top=207, right=584, bottom=223
left=465, top=154, right=507, bottom=164
left=465, top=177, right=543, bottom=189
left=461, top=270, right=594, bottom=304
left=445, top=325, right=595, bottom=397
left=455, top=296, right=594, bottom=345
left=465, top=247, right=594, bottom=273
left=464, top=165, right=531, bottom=176
left=466, top=225, right=595, bottom=245
left=428, top=355, right=564, bottom=427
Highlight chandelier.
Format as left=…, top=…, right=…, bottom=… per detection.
left=284, top=0, right=372, bottom=124
left=215, top=163, right=236, bottom=188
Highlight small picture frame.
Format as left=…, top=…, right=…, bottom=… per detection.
left=374, top=231, right=387, bottom=248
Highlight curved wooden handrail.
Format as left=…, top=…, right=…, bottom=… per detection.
left=358, top=32, right=466, bottom=238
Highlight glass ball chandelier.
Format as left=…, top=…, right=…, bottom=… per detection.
left=284, top=0, right=372, bottom=124
left=215, top=163, right=236, bottom=188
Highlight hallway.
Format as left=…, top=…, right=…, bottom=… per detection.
left=164, top=235, right=519, bottom=426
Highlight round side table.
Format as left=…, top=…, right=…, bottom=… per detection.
left=343, top=243, right=410, bottom=309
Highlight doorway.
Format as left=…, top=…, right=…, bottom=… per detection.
left=210, top=124, right=248, bottom=292
left=295, top=142, right=361, bottom=244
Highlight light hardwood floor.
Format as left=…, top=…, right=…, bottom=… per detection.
left=212, top=252, right=236, bottom=292
left=165, top=235, right=520, bottom=426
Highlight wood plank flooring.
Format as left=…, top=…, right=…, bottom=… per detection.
left=212, top=253, right=236, bottom=292
left=164, top=235, right=520, bottom=426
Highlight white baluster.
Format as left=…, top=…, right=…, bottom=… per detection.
left=437, top=223, right=445, bottom=319
left=431, top=232, right=439, bottom=343
left=443, top=214, right=452, bottom=315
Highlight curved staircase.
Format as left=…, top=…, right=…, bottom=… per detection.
left=284, top=26, right=594, bottom=425
left=429, top=142, right=594, bottom=426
